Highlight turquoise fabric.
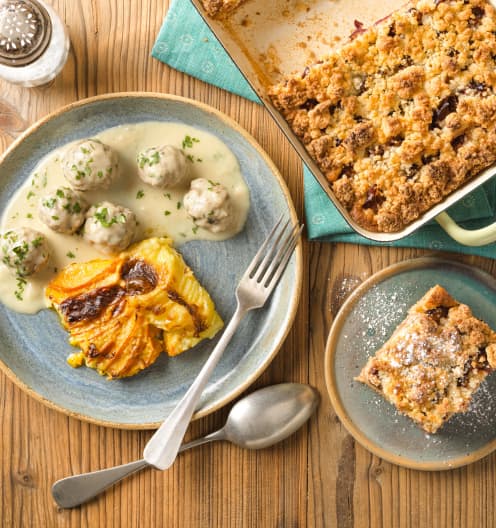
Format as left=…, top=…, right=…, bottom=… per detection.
left=152, top=0, right=496, bottom=258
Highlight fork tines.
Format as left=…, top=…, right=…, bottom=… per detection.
left=248, top=216, right=303, bottom=288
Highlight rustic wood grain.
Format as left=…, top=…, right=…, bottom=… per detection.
left=1, top=1, right=496, bottom=527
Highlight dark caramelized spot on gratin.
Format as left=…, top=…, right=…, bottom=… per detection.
left=60, top=285, right=125, bottom=323
left=121, top=258, right=158, bottom=295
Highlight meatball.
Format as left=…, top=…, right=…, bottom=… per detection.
left=83, top=201, right=137, bottom=254
left=38, top=186, right=89, bottom=234
left=1, top=227, right=50, bottom=276
left=183, top=178, right=233, bottom=233
left=62, top=139, right=119, bottom=191
left=136, top=145, right=189, bottom=188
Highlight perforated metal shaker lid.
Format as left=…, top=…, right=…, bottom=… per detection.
left=0, top=0, right=52, bottom=67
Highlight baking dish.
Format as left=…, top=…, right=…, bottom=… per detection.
left=191, top=0, right=496, bottom=246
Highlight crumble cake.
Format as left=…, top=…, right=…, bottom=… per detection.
left=200, top=0, right=247, bottom=17
left=269, top=0, right=496, bottom=232
left=355, top=285, right=496, bottom=433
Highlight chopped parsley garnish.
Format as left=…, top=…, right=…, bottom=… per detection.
left=185, top=154, right=202, bottom=163
left=56, top=189, right=65, bottom=198
left=136, top=190, right=145, bottom=199
left=63, top=201, right=82, bottom=214
left=164, top=193, right=171, bottom=200
left=26, top=213, right=33, bottom=219
left=71, top=164, right=88, bottom=181
left=150, top=151, right=160, bottom=165
left=70, top=153, right=98, bottom=180
left=14, top=277, right=27, bottom=301
left=137, top=150, right=160, bottom=169
left=164, top=210, right=171, bottom=216
left=43, top=198, right=57, bottom=209
left=177, top=202, right=182, bottom=210
left=31, top=170, right=48, bottom=189
left=31, top=237, right=44, bottom=248
left=12, top=242, right=29, bottom=261
left=182, top=135, right=200, bottom=149
left=137, top=154, right=147, bottom=169
left=192, top=225, right=199, bottom=234
left=94, top=208, right=127, bottom=227
left=66, top=251, right=76, bottom=258
left=26, top=191, right=36, bottom=200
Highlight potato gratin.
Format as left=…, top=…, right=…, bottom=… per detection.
left=46, top=237, right=224, bottom=379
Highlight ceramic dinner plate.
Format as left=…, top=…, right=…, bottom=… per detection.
left=0, top=93, right=302, bottom=429
left=325, top=257, right=496, bottom=470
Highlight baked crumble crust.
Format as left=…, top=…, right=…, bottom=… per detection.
left=355, top=285, right=496, bottom=433
left=269, top=0, right=496, bottom=232
left=200, top=0, right=247, bottom=17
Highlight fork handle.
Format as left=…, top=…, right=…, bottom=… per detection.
left=143, top=305, right=247, bottom=470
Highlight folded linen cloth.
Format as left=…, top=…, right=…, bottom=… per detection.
left=152, top=0, right=496, bottom=258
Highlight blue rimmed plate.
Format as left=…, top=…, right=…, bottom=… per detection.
left=0, top=93, right=302, bottom=429
left=325, top=257, right=496, bottom=470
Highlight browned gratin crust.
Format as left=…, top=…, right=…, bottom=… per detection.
left=355, top=285, right=496, bottom=433
left=200, top=0, right=247, bottom=17
left=269, top=0, right=496, bottom=232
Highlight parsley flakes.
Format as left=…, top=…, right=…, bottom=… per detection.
left=182, top=135, right=200, bottom=149
left=94, top=208, right=127, bottom=228
left=14, top=277, right=27, bottom=301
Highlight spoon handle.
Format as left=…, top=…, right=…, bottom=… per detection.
left=51, top=429, right=227, bottom=509
left=51, top=459, right=149, bottom=509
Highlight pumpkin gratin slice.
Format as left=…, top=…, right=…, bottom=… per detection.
left=45, top=237, right=224, bottom=379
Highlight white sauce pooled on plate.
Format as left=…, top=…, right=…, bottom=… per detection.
left=0, top=122, right=250, bottom=314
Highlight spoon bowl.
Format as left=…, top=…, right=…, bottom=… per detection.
left=224, top=383, right=319, bottom=449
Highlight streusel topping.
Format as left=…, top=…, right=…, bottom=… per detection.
left=270, top=0, right=496, bottom=232
left=356, top=285, right=496, bottom=433
left=200, top=0, right=247, bottom=17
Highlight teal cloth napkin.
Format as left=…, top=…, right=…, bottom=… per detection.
left=152, top=0, right=496, bottom=258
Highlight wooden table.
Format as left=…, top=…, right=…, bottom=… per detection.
left=1, top=1, right=496, bottom=526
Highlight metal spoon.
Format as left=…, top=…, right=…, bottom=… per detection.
left=52, top=383, right=319, bottom=509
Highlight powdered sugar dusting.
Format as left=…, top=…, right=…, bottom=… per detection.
left=333, top=263, right=496, bottom=465
left=343, top=283, right=413, bottom=351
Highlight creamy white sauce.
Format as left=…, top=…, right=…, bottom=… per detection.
left=0, top=122, right=250, bottom=314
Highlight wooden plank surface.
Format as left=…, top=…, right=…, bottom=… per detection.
left=0, top=1, right=495, bottom=526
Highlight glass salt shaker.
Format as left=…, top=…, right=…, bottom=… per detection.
left=0, top=0, right=70, bottom=87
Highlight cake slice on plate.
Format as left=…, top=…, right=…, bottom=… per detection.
left=356, top=285, right=496, bottom=433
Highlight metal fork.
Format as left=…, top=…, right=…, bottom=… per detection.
left=143, top=216, right=303, bottom=471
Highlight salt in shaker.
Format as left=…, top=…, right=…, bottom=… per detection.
left=0, top=0, right=70, bottom=87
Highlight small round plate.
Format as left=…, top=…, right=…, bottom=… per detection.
left=0, top=93, right=302, bottom=429
left=325, top=257, right=496, bottom=470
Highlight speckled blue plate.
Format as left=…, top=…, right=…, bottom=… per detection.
left=325, top=257, right=496, bottom=470
left=0, top=93, right=302, bottom=429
